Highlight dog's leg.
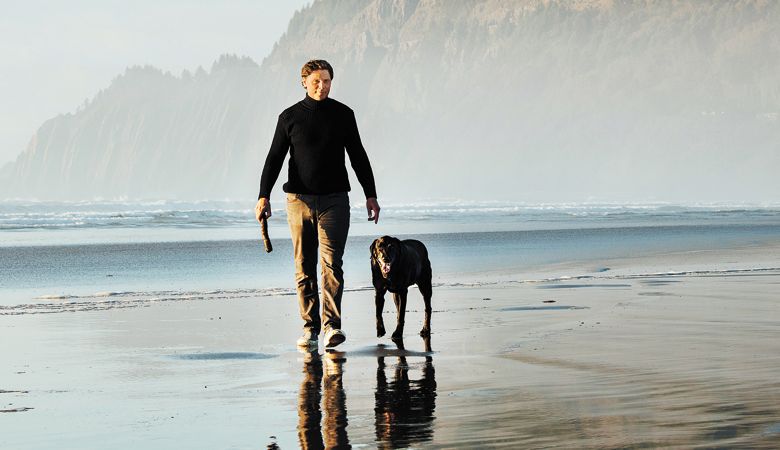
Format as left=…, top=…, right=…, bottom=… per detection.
left=391, top=290, right=407, bottom=341
left=375, top=287, right=387, bottom=338
left=418, top=277, right=433, bottom=337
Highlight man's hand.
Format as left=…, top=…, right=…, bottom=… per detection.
left=255, top=198, right=271, bottom=222
left=366, top=197, right=380, bottom=224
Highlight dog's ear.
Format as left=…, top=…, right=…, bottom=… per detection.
left=370, top=239, right=379, bottom=260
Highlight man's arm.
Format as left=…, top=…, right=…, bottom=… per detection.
left=344, top=110, right=377, bottom=199
left=344, top=110, right=380, bottom=223
left=258, top=113, right=290, bottom=199
left=256, top=113, right=290, bottom=222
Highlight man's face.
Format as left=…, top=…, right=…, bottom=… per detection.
left=302, top=69, right=331, bottom=100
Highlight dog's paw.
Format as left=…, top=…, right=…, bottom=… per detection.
left=376, top=326, right=386, bottom=338
left=419, top=328, right=431, bottom=337
left=391, top=330, right=403, bottom=341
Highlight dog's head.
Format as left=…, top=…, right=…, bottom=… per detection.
left=371, top=236, right=401, bottom=278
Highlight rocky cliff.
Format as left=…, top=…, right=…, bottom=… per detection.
left=3, top=0, right=779, bottom=202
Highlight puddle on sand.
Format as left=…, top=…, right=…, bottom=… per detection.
left=537, top=284, right=632, bottom=289
left=169, top=352, right=276, bottom=360
left=640, top=279, right=682, bottom=286
left=501, top=305, right=589, bottom=311
left=0, top=407, right=34, bottom=413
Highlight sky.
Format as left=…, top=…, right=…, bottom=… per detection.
left=0, top=0, right=312, bottom=166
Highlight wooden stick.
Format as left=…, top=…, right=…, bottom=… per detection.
left=261, top=216, right=273, bottom=253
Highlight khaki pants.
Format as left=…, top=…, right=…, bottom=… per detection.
left=286, top=192, right=350, bottom=335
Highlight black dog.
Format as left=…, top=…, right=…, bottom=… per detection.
left=371, top=236, right=433, bottom=340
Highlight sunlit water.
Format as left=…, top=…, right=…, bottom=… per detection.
left=1, top=201, right=779, bottom=311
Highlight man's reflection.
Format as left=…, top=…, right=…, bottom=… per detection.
left=375, top=337, right=437, bottom=448
left=297, top=349, right=350, bottom=449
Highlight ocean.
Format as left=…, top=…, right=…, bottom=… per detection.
left=2, top=199, right=779, bottom=313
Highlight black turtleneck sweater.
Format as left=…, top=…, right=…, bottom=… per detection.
left=258, top=95, right=377, bottom=199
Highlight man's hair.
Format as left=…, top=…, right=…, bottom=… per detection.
left=301, top=59, right=334, bottom=80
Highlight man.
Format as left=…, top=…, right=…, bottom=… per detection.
left=256, top=59, right=381, bottom=349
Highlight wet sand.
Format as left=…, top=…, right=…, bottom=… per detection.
left=1, top=245, right=779, bottom=448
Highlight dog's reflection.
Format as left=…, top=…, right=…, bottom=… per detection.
left=297, top=350, right=349, bottom=450
left=296, top=337, right=437, bottom=450
left=375, top=337, right=437, bottom=449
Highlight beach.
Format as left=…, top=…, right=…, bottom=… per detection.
left=3, top=1, right=779, bottom=448
left=2, top=230, right=779, bottom=448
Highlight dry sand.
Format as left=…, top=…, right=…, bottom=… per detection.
left=1, top=244, right=779, bottom=449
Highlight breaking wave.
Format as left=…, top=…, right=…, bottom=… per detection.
left=3, top=267, right=776, bottom=316
left=1, top=200, right=779, bottom=231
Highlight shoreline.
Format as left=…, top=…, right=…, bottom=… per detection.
left=3, top=239, right=780, bottom=315
left=2, top=242, right=779, bottom=448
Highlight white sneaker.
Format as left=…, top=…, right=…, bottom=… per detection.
left=324, top=328, right=346, bottom=348
left=296, top=331, right=318, bottom=348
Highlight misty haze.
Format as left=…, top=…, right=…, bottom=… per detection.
left=1, top=0, right=777, bottom=203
